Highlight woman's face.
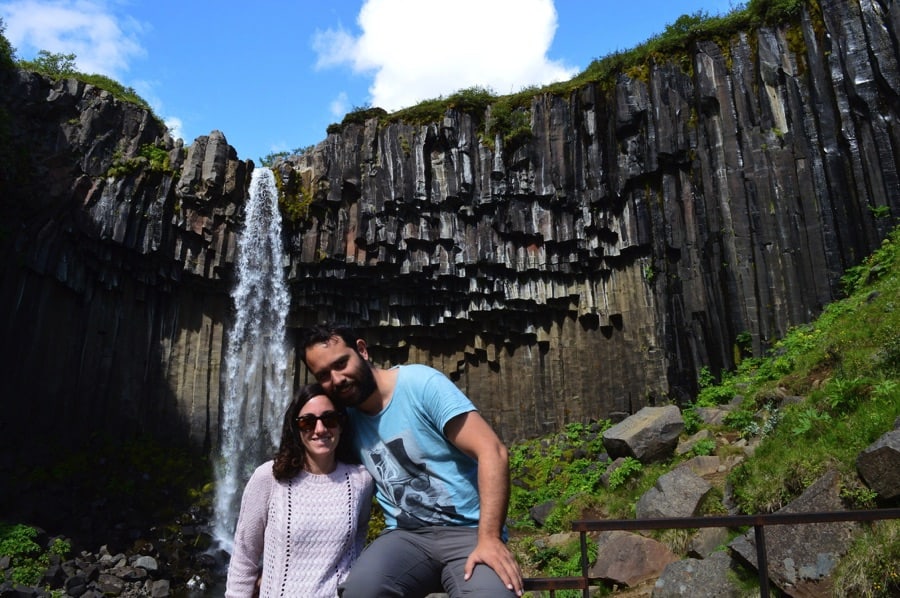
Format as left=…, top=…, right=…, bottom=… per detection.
left=296, top=394, right=343, bottom=464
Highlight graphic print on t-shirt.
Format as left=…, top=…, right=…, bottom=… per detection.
left=368, top=436, right=459, bottom=528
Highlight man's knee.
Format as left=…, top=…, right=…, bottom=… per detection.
left=338, top=570, right=382, bottom=598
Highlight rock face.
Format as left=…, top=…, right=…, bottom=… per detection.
left=1, top=0, right=899, bottom=453
left=0, top=70, right=246, bottom=452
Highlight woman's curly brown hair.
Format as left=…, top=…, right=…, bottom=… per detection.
left=272, top=383, right=358, bottom=481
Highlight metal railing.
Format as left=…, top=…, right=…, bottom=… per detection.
left=521, top=508, right=900, bottom=597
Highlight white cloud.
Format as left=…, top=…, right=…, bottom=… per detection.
left=313, top=27, right=357, bottom=70
left=0, top=0, right=144, bottom=77
left=1, top=1, right=189, bottom=144
left=312, top=0, right=577, bottom=112
left=329, top=91, right=349, bottom=117
left=164, top=115, right=183, bottom=143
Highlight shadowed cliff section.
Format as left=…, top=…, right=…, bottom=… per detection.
left=0, top=69, right=249, bottom=453
left=0, top=0, right=898, bottom=455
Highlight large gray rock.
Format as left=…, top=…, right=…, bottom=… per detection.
left=590, top=530, right=679, bottom=588
left=687, top=527, right=732, bottom=559
left=603, top=406, right=685, bottom=463
left=651, top=551, right=743, bottom=597
left=636, top=468, right=713, bottom=519
left=856, top=425, right=900, bottom=501
left=729, top=469, right=858, bottom=597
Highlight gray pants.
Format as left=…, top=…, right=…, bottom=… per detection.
left=338, top=526, right=517, bottom=598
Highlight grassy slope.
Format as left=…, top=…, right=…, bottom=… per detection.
left=506, top=225, right=900, bottom=595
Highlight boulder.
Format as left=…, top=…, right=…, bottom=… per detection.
left=651, top=551, right=744, bottom=597
left=636, top=469, right=713, bottom=519
left=603, top=406, right=685, bottom=463
left=687, top=527, right=731, bottom=559
left=856, top=424, right=900, bottom=501
left=529, top=500, right=556, bottom=527
left=590, top=530, right=679, bottom=587
left=150, top=579, right=171, bottom=597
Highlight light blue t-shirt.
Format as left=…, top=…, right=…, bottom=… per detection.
left=348, top=364, right=481, bottom=530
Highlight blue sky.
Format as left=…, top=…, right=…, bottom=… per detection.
left=1, top=0, right=738, bottom=164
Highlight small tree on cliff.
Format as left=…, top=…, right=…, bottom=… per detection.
left=18, top=49, right=77, bottom=78
left=0, top=18, right=15, bottom=71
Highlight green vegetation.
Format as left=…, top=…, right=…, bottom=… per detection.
left=566, top=0, right=816, bottom=90
left=272, top=166, right=315, bottom=224
left=107, top=142, right=174, bottom=177
left=0, top=17, right=17, bottom=71
left=259, top=145, right=315, bottom=167
left=833, top=520, right=900, bottom=596
left=16, top=49, right=154, bottom=114
left=507, top=224, right=900, bottom=595
left=18, top=49, right=77, bottom=77
left=279, top=186, right=314, bottom=223
left=485, top=96, right=533, bottom=151
left=327, top=104, right=389, bottom=135
left=0, top=522, right=71, bottom=586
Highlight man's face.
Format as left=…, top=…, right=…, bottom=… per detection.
left=304, top=336, right=377, bottom=408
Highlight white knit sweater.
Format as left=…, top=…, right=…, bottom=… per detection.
left=225, top=460, right=374, bottom=598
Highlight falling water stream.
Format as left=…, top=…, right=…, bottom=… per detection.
left=213, top=167, right=291, bottom=552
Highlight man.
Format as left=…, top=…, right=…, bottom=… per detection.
left=300, top=323, right=524, bottom=597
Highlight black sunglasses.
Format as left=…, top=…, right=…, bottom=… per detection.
left=296, top=410, right=344, bottom=432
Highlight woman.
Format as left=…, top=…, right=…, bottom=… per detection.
left=225, top=384, right=374, bottom=597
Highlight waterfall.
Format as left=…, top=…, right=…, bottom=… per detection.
left=213, top=167, right=291, bottom=551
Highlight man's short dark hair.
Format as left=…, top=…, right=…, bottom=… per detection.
left=299, top=323, right=361, bottom=357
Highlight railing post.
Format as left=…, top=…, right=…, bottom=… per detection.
left=579, top=530, right=589, bottom=598
left=753, top=523, right=769, bottom=598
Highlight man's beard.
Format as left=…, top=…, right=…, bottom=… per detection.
left=336, top=356, right=377, bottom=407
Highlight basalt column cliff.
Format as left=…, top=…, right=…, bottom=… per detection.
left=0, top=0, right=898, bottom=451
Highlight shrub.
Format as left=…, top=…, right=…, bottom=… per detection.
left=486, top=99, right=533, bottom=151
left=0, top=523, right=46, bottom=586
left=108, top=143, right=173, bottom=177
left=689, top=438, right=717, bottom=457
left=608, top=457, right=643, bottom=490
left=341, top=105, right=388, bottom=127
left=0, top=17, right=16, bottom=71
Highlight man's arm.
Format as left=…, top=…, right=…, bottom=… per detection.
left=444, top=411, right=524, bottom=596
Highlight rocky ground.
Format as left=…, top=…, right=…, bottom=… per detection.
left=0, top=502, right=226, bottom=597
left=0, top=437, right=227, bottom=597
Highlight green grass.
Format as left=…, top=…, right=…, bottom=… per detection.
left=107, top=143, right=174, bottom=177
left=14, top=49, right=157, bottom=118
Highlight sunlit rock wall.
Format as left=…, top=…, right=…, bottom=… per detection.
left=275, top=0, right=900, bottom=439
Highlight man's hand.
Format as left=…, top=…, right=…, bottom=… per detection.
left=464, top=536, right=524, bottom=596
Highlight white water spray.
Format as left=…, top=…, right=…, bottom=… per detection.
left=213, top=167, right=291, bottom=551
